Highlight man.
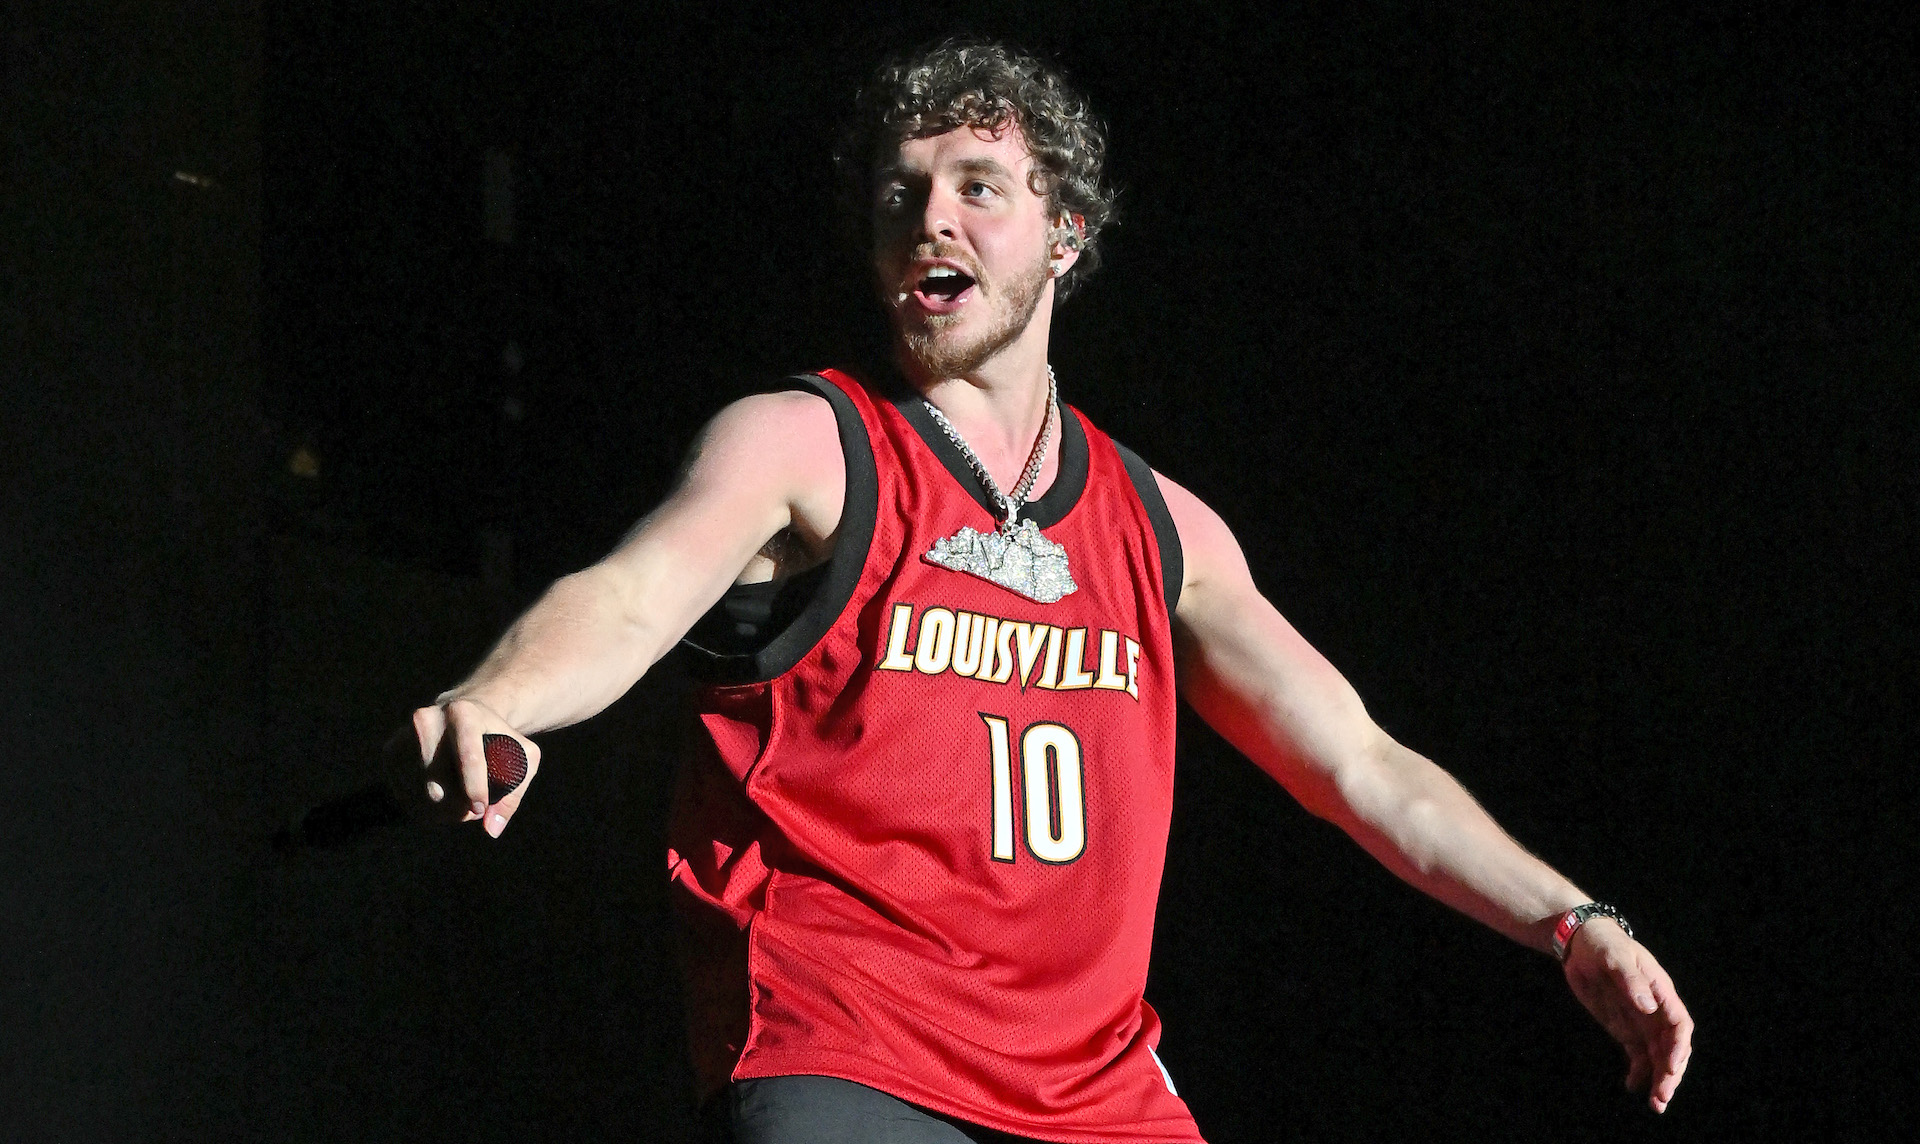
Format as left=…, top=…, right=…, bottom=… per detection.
left=411, top=41, right=1691, bottom=1143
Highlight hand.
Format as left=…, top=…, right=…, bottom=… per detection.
left=1562, top=918, right=1694, bottom=1112
left=409, top=697, right=541, bottom=838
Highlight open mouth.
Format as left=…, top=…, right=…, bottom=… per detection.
left=911, top=265, right=977, bottom=312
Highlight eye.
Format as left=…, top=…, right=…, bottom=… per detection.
left=877, top=179, right=927, bottom=215
left=963, top=180, right=996, bottom=199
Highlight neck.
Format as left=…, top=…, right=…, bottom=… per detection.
left=894, top=307, right=1055, bottom=468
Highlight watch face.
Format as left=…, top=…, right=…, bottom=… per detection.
left=1552, top=910, right=1580, bottom=960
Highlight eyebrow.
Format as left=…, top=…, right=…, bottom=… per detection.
left=876, top=156, right=1021, bottom=183
left=952, top=157, right=1017, bottom=181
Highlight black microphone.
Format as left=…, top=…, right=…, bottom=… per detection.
left=272, top=780, right=410, bottom=852
left=271, top=733, right=528, bottom=852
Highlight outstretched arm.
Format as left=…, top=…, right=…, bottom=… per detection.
left=1158, top=471, right=1692, bottom=1112
left=413, top=389, right=844, bottom=835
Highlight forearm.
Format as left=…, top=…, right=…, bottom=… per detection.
left=1162, top=472, right=1693, bottom=1109
left=437, top=564, right=670, bottom=733
left=1326, top=736, right=1588, bottom=954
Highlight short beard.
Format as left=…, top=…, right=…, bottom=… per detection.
left=899, top=252, right=1050, bottom=379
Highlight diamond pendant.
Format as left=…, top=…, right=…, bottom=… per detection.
left=924, top=518, right=1078, bottom=603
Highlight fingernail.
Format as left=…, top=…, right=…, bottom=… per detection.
left=486, top=813, right=506, bottom=838
left=425, top=781, right=444, bottom=802
left=472, top=799, right=488, bottom=817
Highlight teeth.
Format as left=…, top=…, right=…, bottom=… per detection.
left=925, top=267, right=961, bottom=279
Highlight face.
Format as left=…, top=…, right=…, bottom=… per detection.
left=871, top=123, right=1074, bottom=378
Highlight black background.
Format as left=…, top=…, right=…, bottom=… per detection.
left=7, top=2, right=1915, bottom=1140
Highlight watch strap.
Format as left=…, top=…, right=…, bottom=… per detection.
left=1552, top=902, right=1634, bottom=962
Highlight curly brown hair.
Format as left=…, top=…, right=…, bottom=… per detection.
left=836, top=39, right=1116, bottom=303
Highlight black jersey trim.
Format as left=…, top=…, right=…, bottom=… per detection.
left=680, top=374, right=878, bottom=685
left=890, top=386, right=1089, bottom=529
left=1113, top=440, right=1183, bottom=616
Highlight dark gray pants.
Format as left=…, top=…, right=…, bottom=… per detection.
left=720, top=1075, right=1053, bottom=1144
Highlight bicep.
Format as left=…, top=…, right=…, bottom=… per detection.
left=1157, top=471, right=1383, bottom=815
left=595, top=390, right=841, bottom=654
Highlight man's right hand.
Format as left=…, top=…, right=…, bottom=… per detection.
left=410, top=697, right=541, bottom=838
left=388, top=388, right=842, bottom=839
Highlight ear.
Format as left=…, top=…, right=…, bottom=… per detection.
left=1048, top=211, right=1087, bottom=278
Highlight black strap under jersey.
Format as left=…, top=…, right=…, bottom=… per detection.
left=679, top=375, right=877, bottom=685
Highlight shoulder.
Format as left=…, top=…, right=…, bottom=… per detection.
left=682, top=389, right=841, bottom=490
left=697, top=388, right=839, bottom=462
left=1145, top=471, right=1352, bottom=717
left=1148, top=469, right=1263, bottom=634
left=679, top=387, right=846, bottom=544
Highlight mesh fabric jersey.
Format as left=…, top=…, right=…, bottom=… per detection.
left=668, top=368, right=1201, bottom=1144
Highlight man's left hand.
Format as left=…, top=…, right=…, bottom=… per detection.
left=1562, top=919, right=1694, bottom=1112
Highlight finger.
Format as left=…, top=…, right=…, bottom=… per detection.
left=1641, top=1009, right=1675, bottom=1106
left=411, top=707, right=451, bottom=804
left=412, top=706, right=446, bottom=769
left=1574, top=962, right=1652, bottom=1094
left=1619, top=962, right=1685, bottom=1111
left=1617, top=958, right=1665, bottom=1080
left=1625, top=1043, right=1650, bottom=1094
left=441, top=704, right=491, bottom=820
left=1651, top=970, right=1694, bottom=1039
left=1607, top=991, right=1653, bottom=1094
left=1629, top=963, right=1680, bottom=1102
left=1649, top=975, right=1694, bottom=1109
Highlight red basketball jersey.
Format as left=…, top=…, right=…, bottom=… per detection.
left=668, top=368, right=1202, bottom=1143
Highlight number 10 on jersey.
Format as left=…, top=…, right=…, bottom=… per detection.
left=980, top=714, right=1086, bottom=864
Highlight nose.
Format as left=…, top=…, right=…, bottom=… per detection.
left=918, top=186, right=959, bottom=244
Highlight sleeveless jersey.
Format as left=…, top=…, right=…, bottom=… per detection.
left=667, top=368, right=1203, bottom=1143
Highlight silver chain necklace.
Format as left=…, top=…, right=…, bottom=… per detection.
left=921, top=365, right=1058, bottom=532
left=920, top=365, right=1079, bottom=603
